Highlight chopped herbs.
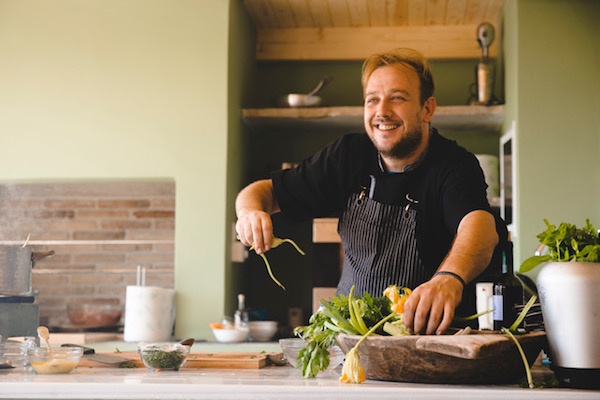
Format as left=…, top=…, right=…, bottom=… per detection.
left=141, top=348, right=186, bottom=370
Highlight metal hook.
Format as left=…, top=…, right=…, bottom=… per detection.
left=405, top=193, right=419, bottom=204
left=404, top=193, right=418, bottom=219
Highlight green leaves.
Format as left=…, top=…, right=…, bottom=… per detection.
left=293, top=288, right=396, bottom=378
left=519, top=218, right=600, bottom=274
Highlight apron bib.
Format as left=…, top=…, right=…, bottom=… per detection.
left=337, top=191, right=428, bottom=297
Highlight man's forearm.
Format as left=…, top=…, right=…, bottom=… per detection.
left=437, top=210, right=499, bottom=284
left=235, top=179, right=280, bottom=217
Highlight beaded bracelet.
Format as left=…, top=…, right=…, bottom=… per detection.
left=433, top=271, right=466, bottom=288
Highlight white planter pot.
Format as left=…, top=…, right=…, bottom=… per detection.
left=537, top=261, right=600, bottom=389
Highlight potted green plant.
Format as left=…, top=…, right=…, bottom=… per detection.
left=518, top=219, right=600, bottom=389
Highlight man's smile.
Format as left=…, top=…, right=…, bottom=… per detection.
left=376, top=123, right=400, bottom=131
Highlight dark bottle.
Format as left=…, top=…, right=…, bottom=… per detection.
left=493, top=240, right=523, bottom=331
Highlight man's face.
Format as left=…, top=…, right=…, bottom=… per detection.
left=363, top=65, right=434, bottom=161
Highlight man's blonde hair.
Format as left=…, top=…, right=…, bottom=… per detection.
left=361, top=48, right=435, bottom=106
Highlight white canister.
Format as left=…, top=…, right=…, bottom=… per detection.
left=123, top=286, right=175, bottom=342
left=475, top=282, right=494, bottom=330
left=475, top=154, right=499, bottom=199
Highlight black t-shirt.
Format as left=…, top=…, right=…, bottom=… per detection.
left=272, top=129, right=504, bottom=280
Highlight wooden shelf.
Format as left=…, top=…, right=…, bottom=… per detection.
left=243, top=105, right=504, bottom=134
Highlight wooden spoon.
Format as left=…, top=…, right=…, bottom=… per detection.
left=37, top=326, right=51, bottom=349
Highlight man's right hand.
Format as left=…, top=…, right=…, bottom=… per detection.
left=235, top=210, right=274, bottom=255
left=234, top=179, right=280, bottom=255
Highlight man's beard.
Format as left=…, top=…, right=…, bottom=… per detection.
left=375, top=125, right=423, bottom=160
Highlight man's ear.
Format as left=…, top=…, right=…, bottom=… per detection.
left=422, top=96, right=436, bottom=123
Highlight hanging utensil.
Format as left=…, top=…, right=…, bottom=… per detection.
left=477, top=23, right=495, bottom=63
left=475, top=22, right=496, bottom=104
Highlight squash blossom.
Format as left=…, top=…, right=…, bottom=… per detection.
left=383, top=285, right=412, bottom=315
left=340, top=347, right=365, bottom=383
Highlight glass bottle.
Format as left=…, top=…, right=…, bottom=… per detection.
left=493, top=240, right=523, bottom=331
left=234, top=293, right=249, bottom=328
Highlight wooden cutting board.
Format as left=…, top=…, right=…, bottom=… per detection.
left=78, top=351, right=283, bottom=369
left=336, top=331, right=547, bottom=384
left=415, top=330, right=547, bottom=359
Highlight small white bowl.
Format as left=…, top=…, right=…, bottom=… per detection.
left=248, top=321, right=278, bottom=342
left=212, top=327, right=249, bottom=343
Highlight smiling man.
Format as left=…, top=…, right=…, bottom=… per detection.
left=235, top=48, right=506, bottom=335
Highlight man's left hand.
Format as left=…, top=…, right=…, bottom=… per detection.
left=402, top=274, right=463, bottom=335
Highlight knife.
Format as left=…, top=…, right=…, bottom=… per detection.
left=61, top=344, right=135, bottom=366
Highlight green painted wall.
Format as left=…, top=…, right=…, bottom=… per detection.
left=0, top=0, right=231, bottom=339
left=503, top=0, right=600, bottom=266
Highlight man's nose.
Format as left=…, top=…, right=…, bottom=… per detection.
left=375, top=99, right=391, bottom=118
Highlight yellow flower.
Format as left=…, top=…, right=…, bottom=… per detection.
left=339, top=347, right=365, bottom=383
left=383, top=285, right=412, bottom=314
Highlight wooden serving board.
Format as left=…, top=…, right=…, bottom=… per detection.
left=79, top=351, right=282, bottom=369
left=336, top=331, right=548, bottom=384
left=415, top=330, right=547, bottom=359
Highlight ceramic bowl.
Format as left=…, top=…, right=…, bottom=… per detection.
left=138, top=342, right=190, bottom=371
left=28, top=346, right=83, bottom=374
left=67, top=302, right=122, bottom=327
left=248, top=321, right=278, bottom=342
left=279, top=338, right=344, bottom=370
left=212, top=327, right=249, bottom=343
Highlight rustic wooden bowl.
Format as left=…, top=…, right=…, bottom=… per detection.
left=336, top=331, right=546, bottom=384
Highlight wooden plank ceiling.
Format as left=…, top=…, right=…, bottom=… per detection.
left=242, top=0, right=503, bottom=61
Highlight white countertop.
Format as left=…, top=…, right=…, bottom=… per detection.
left=2, top=340, right=599, bottom=399
left=2, top=363, right=599, bottom=400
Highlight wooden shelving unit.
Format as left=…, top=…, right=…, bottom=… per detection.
left=243, top=105, right=504, bottom=134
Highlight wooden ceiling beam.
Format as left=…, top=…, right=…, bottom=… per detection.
left=254, top=24, right=497, bottom=61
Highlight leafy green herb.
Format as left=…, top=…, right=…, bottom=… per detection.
left=519, top=218, right=600, bottom=274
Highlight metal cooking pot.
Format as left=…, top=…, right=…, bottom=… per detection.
left=0, top=246, right=54, bottom=296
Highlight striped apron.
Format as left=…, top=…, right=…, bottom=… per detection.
left=336, top=188, right=429, bottom=297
